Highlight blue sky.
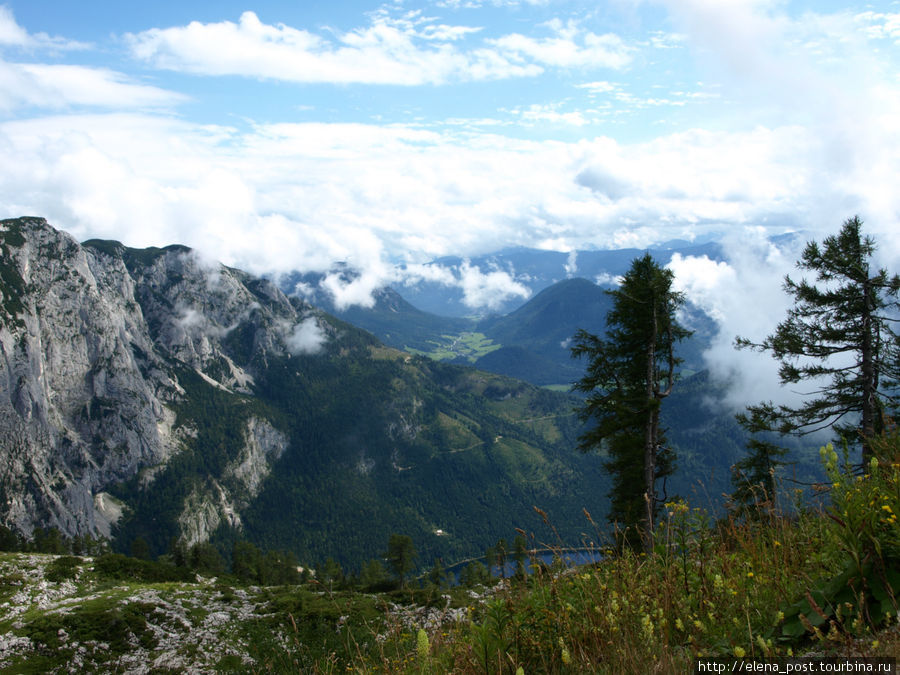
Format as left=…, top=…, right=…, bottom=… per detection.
left=1, top=0, right=899, bottom=340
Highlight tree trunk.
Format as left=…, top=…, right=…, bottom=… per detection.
left=860, top=272, right=876, bottom=465
left=642, top=297, right=658, bottom=552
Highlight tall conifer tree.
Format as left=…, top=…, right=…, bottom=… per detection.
left=571, top=254, right=691, bottom=550
left=735, top=217, right=900, bottom=464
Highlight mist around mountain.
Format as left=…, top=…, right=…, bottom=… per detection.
left=304, top=265, right=717, bottom=388
left=394, top=241, right=725, bottom=318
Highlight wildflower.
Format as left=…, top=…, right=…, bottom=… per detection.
left=733, top=646, right=746, bottom=658
left=561, top=647, right=571, bottom=665
left=675, top=617, right=684, bottom=631
left=713, top=574, right=724, bottom=589
left=416, top=629, right=429, bottom=661
left=746, top=572, right=754, bottom=578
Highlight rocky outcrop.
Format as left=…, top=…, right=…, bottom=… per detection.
left=0, top=217, right=315, bottom=542
left=178, top=416, right=287, bottom=546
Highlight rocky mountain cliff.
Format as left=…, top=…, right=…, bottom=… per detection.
left=0, top=217, right=318, bottom=541
left=0, top=217, right=606, bottom=566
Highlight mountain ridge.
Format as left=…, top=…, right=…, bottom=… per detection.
left=0, top=216, right=611, bottom=567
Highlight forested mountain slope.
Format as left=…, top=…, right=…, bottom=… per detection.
left=0, top=217, right=609, bottom=567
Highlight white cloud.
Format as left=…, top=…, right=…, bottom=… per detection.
left=667, top=231, right=803, bottom=412
left=564, top=250, right=577, bottom=277
left=489, top=19, right=633, bottom=69
left=0, top=61, right=187, bottom=111
left=436, top=0, right=550, bottom=7
left=594, top=272, right=621, bottom=287
left=321, top=264, right=393, bottom=311
left=457, top=261, right=531, bottom=310
left=398, top=260, right=531, bottom=311
left=0, top=5, right=88, bottom=50
left=0, top=111, right=889, bottom=291
left=648, top=0, right=900, bottom=232
left=855, top=11, right=900, bottom=44
left=0, top=5, right=182, bottom=112
left=576, top=80, right=617, bottom=94
left=285, top=317, right=328, bottom=355
left=0, top=5, right=29, bottom=46
left=125, top=10, right=529, bottom=84
left=512, top=103, right=590, bottom=126
left=125, top=10, right=631, bottom=85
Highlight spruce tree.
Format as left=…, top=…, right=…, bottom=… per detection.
left=735, top=217, right=900, bottom=464
left=384, top=533, right=416, bottom=588
left=730, top=439, right=787, bottom=518
left=571, top=253, right=691, bottom=550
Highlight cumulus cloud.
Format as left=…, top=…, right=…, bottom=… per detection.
left=321, top=267, right=390, bottom=311
left=457, top=261, right=531, bottom=310
left=648, top=0, right=900, bottom=233
left=594, top=272, right=621, bottom=287
left=667, top=229, right=803, bottom=412
left=125, top=10, right=630, bottom=85
left=488, top=18, right=633, bottom=69
left=285, top=317, right=328, bottom=355
left=398, top=259, right=531, bottom=310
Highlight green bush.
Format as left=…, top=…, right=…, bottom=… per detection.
left=778, top=435, right=900, bottom=641
left=44, top=556, right=81, bottom=583
left=93, top=553, right=195, bottom=583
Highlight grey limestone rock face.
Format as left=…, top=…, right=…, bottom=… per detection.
left=0, top=217, right=311, bottom=543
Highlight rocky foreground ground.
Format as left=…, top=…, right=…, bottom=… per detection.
left=0, top=552, right=478, bottom=673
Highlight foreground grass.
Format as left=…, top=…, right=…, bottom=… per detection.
left=355, top=435, right=900, bottom=673
left=2, top=435, right=897, bottom=673
left=1, top=508, right=897, bottom=673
